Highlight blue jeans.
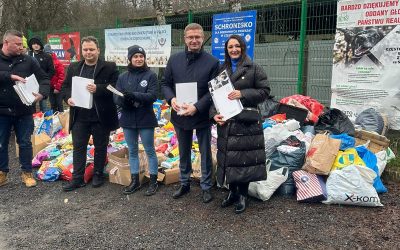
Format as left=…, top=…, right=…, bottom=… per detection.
left=0, top=115, right=34, bottom=173
left=39, top=99, right=49, bottom=112
left=123, top=127, right=158, bottom=175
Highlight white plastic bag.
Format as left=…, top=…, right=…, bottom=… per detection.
left=375, top=148, right=396, bottom=176
left=323, top=165, right=383, bottom=207
left=248, top=166, right=288, bottom=201
left=263, top=123, right=293, bottom=158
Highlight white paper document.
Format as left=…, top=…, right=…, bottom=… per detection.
left=13, top=74, right=40, bottom=105
left=72, top=76, right=93, bottom=109
left=176, top=82, right=197, bottom=105
left=106, top=84, right=124, bottom=97
left=208, top=70, right=243, bottom=121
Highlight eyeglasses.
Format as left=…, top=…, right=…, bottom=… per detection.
left=185, top=36, right=203, bottom=41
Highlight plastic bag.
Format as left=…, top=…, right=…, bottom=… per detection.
left=331, top=148, right=365, bottom=171
left=248, top=166, right=288, bottom=201
left=330, top=133, right=355, bottom=150
left=323, top=165, right=383, bottom=207
left=356, top=146, right=387, bottom=193
left=269, top=136, right=306, bottom=195
left=355, top=108, right=384, bottom=135
left=36, top=161, right=61, bottom=182
left=37, top=110, right=53, bottom=136
left=258, top=97, right=279, bottom=119
left=315, top=108, right=355, bottom=136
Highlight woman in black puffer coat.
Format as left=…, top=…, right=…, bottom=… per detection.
left=210, top=35, right=270, bottom=214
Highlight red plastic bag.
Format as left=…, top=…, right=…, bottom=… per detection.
left=60, top=163, right=94, bottom=183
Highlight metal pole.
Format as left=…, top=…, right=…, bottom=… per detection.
left=188, top=10, right=193, bottom=24
left=297, top=0, right=308, bottom=94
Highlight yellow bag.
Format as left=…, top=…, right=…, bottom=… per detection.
left=331, top=148, right=366, bottom=171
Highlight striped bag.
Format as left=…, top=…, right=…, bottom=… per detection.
left=293, top=170, right=327, bottom=202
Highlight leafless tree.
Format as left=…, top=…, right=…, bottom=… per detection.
left=228, top=0, right=241, bottom=12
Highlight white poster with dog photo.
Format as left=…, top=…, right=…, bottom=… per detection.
left=104, top=25, right=171, bottom=67
left=331, top=0, right=400, bottom=130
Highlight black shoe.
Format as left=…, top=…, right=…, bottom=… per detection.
left=172, top=185, right=190, bottom=199
left=63, top=179, right=86, bottom=192
left=221, top=191, right=238, bottom=208
left=123, top=174, right=141, bottom=195
left=145, top=174, right=158, bottom=196
left=202, top=189, right=213, bottom=203
left=235, top=195, right=248, bottom=214
left=92, top=173, right=105, bottom=188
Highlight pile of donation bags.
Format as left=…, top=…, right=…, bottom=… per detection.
left=30, top=96, right=395, bottom=207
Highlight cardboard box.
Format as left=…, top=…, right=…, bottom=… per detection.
left=160, top=167, right=180, bottom=185
left=107, top=148, right=132, bottom=186
left=16, top=133, right=51, bottom=157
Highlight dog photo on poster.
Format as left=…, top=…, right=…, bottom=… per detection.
left=331, top=0, right=400, bottom=130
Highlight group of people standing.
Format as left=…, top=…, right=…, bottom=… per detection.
left=0, top=23, right=270, bottom=214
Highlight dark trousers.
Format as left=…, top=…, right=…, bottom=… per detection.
left=49, top=89, right=64, bottom=112
left=71, top=121, right=110, bottom=181
left=0, top=115, right=34, bottom=173
left=174, top=126, right=212, bottom=190
left=229, top=182, right=250, bottom=196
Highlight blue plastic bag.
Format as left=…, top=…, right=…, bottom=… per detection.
left=37, top=110, right=53, bottom=136
left=330, top=133, right=355, bottom=150
left=356, top=146, right=387, bottom=193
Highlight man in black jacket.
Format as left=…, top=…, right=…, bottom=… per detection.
left=62, top=36, right=119, bottom=192
left=162, top=23, right=219, bottom=203
left=0, top=30, right=50, bottom=187
left=28, top=36, right=55, bottom=111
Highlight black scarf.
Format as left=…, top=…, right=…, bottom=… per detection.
left=127, top=63, right=148, bottom=73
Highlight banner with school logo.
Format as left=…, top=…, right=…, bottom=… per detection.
left=47, top=32, right=80, bottom=66
left=331, top=0, right=400, bottom=130
left=211, top=10, right=257, bottom=63
left=105, top=25, right=171, bottom=67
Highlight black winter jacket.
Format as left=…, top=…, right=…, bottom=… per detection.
left=0, top=51, right=50, bottom=116
left=161, top=48, right=219, bottom=129
left=114, top=66, right=158, bottom=128
left=28, top=37, right=55, bottom=79
left=211, top=56, right=270, bottom=185
left=62, top=59, right=119, bottom=131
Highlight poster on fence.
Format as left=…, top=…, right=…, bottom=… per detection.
left=331, top=0, right=400, bottom=130
left=211, top=10, right=257, bottom=63
left=47, top=32, right=80, bottom=66
left=104, top=25, right=171, bottom=67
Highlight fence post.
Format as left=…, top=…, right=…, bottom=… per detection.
left=63, top=24, right=69, bottom=33
left=116, top=18, right=122, bottom=28
left=188, top=10, right=193, bottom=24
left=27, top=29, right=33, bottom=40
left=297, top=0, right=308, bottom=94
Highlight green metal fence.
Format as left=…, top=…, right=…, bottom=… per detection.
left=30, top=0, right=337, bottom=105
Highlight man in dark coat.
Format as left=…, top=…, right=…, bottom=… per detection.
left=28, top=36, right=55, bottom=111
left=0, top=30, right=50, bottom=187
left=62, top=36, right=119, bottom=191
left=161, top=23, right=219, bottom=203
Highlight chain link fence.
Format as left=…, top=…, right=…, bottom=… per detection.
left=31, top=0, right=337, bottom=105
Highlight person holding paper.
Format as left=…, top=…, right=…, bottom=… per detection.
left=62, top=36, right=119, bottom=191
left=210, top=34, right=270, bottom=214
left=0, top=30, right=50, bottom=188
left=161, top=23, right=219, bottom=203
left=113, top=45, right=159, bottom=196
